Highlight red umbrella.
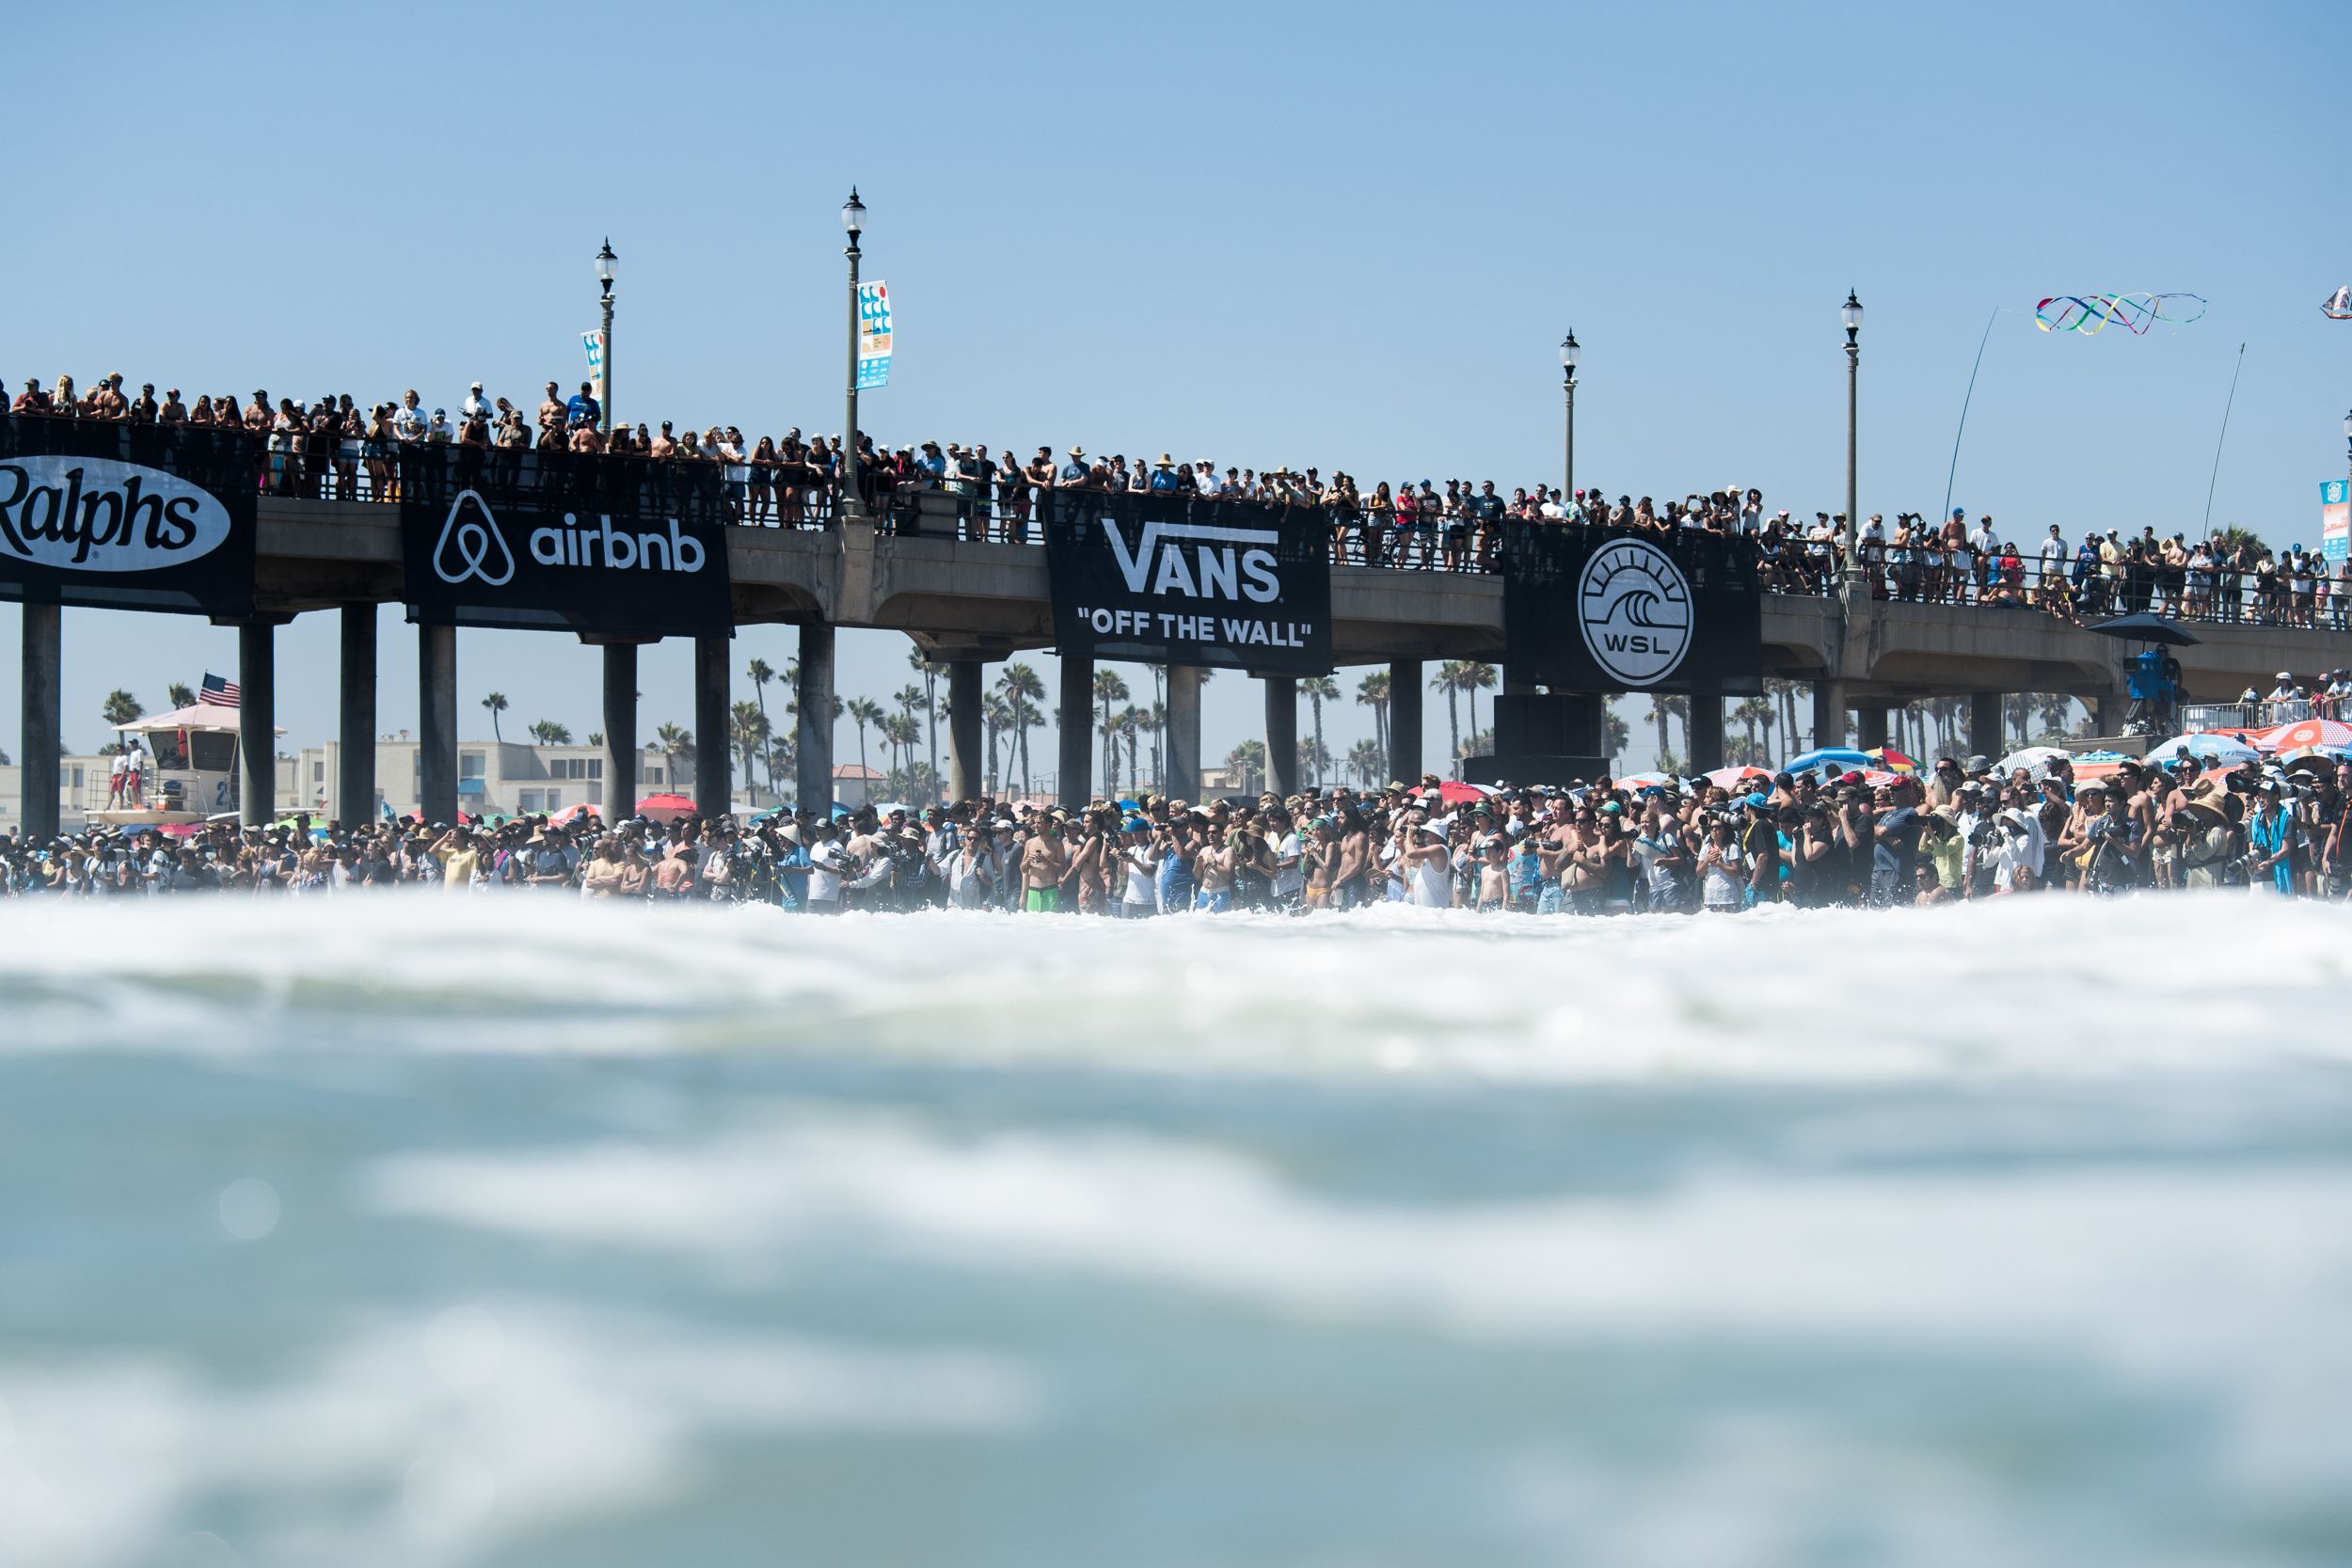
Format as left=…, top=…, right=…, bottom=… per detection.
left=635, top=792, right=702, bottom=822
left=1436, top=780, right=1493, bottom=805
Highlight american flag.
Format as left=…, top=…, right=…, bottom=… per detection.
left=199, top=673, right=240, bottom=709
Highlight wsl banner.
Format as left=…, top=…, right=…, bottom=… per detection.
left=1042, top=490, right=1332, bottom=675
left=1502, top=526, right=1762, bottom=695
left=400, top=465, right=732, bottom=638
left=0, top=415, right=260, bottom=617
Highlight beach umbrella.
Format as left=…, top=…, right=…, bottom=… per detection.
left=2145, top=733, right=2262, bottom=769
left=1781, top=746, right=1875, bottom=775
left=2259, top=717, right=2352, bottom=753
left=1705, top=765, right=1773, bottom=790
left=1993, top=745, right=2069, bottom=777
left=1437, top=780, right=1493, bottom=805
left=1866, top=747, right=1918, bottom=773
left=2280, top=744, right=2352, bottom=772
left=2086, top=611, right=2201, bottom=647
left=635, top=792, right=700, bottom=822
left=547, top=801, right=596, bottom=827
left=1615, top=771, right=1671, bottom=791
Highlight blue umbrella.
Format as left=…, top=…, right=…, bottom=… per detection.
left=1780, top=747, right=1875, bottom=775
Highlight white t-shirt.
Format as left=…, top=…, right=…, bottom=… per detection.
left=807, top=840, right=845, bottom=901
left=1701, top=842, right=1744, bottom=908
left=1121, top=845, right=1158, bottom=906
left=1270, top=832, right=1305, bottom=897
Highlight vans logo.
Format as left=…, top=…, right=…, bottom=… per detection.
left=430, top=488, right=707, bottom=587
left=1101, top=516, right=1281, bottom=603
left=0, top=455, right=231, bottom=572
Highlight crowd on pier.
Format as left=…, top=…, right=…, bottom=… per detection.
left=10, top=745, right=2351, bottom=907
left=11, top=372, right=2347, bottom=626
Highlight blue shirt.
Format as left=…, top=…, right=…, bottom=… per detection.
left=565, top=392, right=601, bottom=428
left=1149, top=467, right=1181, bottom=491
left=1059, top=461, right=1089, bottom=485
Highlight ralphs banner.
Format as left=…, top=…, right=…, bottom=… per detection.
left=1041, top=490, right=1331, bottom=674
left=1502, top=525, right=1761, bottom=695
left=0, top=414, right=260, bottom=617
left=398, top=448, right=732, bottom=638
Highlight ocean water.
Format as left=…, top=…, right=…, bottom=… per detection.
left=3, top=895, right=2351, bottom=1568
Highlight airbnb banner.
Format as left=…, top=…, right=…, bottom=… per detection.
left=399, top=472, right=732, bottom=638
left=1041, top=490, right=1331, bottom=674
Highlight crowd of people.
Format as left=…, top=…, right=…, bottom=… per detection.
left=11, top=745, right=2350, bottom=907
left=12, top=371, right=2344, bottom=626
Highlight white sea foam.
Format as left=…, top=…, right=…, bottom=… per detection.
left=2, top=893, right=2348, bottom=1083
left=363, top=1112, right=2352, bottom=1505
left=0, top=1306, right=1033, bottom=1568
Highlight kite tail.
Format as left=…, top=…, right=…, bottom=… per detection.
left=1942, top=307, right=2001, bottom=527
left=2202, top=341, right=2246, bottom=536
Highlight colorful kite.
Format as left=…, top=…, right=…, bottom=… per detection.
left=2033, top=293, right=2206, bottom=335
left=2324, top=286, right=2352, bottom=320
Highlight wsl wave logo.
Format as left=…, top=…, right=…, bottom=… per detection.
left=0, top=455, right=232, bottom=572
left=1577, top=537, right=1692, bottom=687
left=430, top=489, right=707, bottom=587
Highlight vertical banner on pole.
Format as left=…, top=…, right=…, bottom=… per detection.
left=582, top=330, right=608, bottom=411
left=2322, top=480, right=2349, bottom=563
left=856, top=281, right=892, bottom=389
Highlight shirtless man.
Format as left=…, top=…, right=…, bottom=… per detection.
left=1021, top=820, right=1069, bottom=912
left=537, top=381, right=566, bottom=436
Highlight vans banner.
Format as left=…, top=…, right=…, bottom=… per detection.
left=1502, top=525, right=1762, bottom=695
left=400, top=483, right=732, bottom=637
left=1042, top=490, right=1332, bottom=674
left=0, top=415, right=259, bottom=617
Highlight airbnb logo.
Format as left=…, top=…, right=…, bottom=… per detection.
left=430, top=490, right=515, bottom=586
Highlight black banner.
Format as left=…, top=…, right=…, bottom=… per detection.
left=1042, top=489, right=1331, bottom=674
left=398, top=446, right=733, bottom=637
left=0, top=414, right=260, bottom=617
left=1502, top=525, right=1762, bottom=695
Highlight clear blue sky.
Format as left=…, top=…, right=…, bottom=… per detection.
left=4, top=0, right=2343, bottom=777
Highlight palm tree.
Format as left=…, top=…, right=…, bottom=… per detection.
left=907, top=647, right=943, bottom=784
left=1602, top=703, right=1630, bottom=771
left=655, top=721, right=692, bottom=785
left=167, top=681, right=197, bottom=711
left=2037, top=692, right=2076, bottom=741
left=1117, top=706, right=1141, bottom=794
left=884, top=713, right=922, bottom=793
left=102, top=689, right=144, bottom=730
left=1227, top=738, right=1267, bottom=794
left=729, top=701, right=769, bottom=796
left=1347, top=737, right=1384, bottom=787
left=844, top=696, right=885, bottom=787
left=1731, top=696, right=1770, bottom=765
left=1645, top=696, right=1673, bottom=772
left=1356, top=671, right=1391, bottom=762
left=1460, top=664, right=1496, bottom=760
left=1431, top=662, right=1463, bottom=777
left=1093, top=669, right=1131, bottom=796
left=2003, top=693, right=2035, bottom=751
left=983, top=691, right=1012, bottom=796
left=1295, top=736, right=1331, bottom=787
left=745, top=658, right=775, bottom=796
left=529, top=719, right=572, bottom=746
left=481, top=690, right=509, bottom=744
left=1299, top=674, right=1339, bottom=787
left=996, top=661, right=1045, bottom=799
left=1144, top=701, right=1166, bottom=788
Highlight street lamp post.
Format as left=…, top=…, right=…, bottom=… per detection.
left=595, top=239, right=617, bottom=435
left=1841, top=290, right=1865, bottom=595
left=840, top=188, right=867, bottom=523
left=1558, top=331, right=1580, bottom=503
